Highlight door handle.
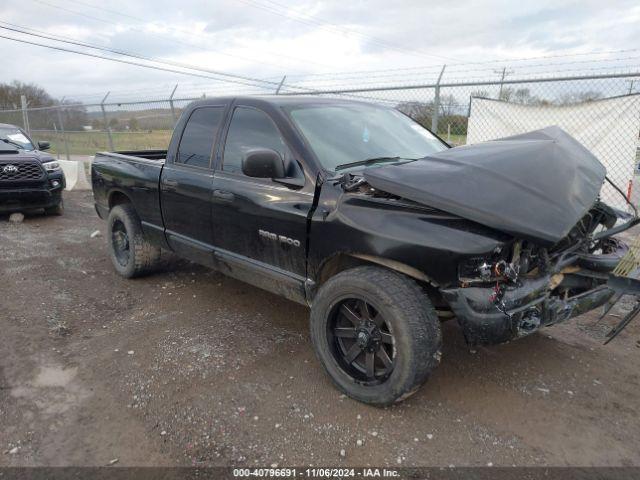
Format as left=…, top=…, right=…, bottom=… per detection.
left=213, top=189, right=235, bottom=202
left=162, top=180, right=178, bottom=192
left=162, top=179, right=178, bottom=192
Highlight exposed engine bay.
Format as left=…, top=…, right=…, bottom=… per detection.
left=331, top=127, right=639, bottom=346
left=443, top=199, right=634, bottom=344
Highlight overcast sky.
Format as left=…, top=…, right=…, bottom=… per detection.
left=1, top=0, right=639, bottom=101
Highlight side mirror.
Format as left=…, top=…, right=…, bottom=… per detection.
left=241, top=148, right=285, bottom=179
left=38, top=141, right=51, bottom=151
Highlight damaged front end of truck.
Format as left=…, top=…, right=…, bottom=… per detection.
left=355, top=126, right=639, bottom=345
left=441, top=206, right=635, bottom=345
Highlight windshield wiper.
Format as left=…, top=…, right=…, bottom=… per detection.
left=0, top=137, right=24, bottom=149
left=334, top=156, right=416, bottom=172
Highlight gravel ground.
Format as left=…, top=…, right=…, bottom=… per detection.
left=1, top=191, right=639, bottom=467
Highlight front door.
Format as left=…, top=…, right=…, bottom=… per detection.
left=161, top=105, right=225, bottom=265
left=210, top=105, right=315, bottom=302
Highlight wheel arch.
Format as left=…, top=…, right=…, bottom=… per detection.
left=309, top=252, right=442, bottom=305
left=315, top=252, right=440, bottom=288
left=310, top=253, right=450, bottom=314
left=108, top=189, right=134, bottom=210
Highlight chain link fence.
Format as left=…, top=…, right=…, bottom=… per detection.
left=1, top=70, right=639, bottom=204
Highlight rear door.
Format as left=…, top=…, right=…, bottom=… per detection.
left=209, top=104, right=315, bottom=303
left=161, top=105, right=225, bottom=265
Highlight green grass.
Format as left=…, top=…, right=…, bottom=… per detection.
left=31, top=130, right=173, bottom=156
left=442, top=133, right=467, bottom=146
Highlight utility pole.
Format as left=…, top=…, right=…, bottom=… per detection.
left=494, top=67, right=514, bottom=100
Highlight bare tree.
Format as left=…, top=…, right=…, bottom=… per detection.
left=396, top=101, right=434, bottom=126
left=439, top=94, right=458, bottom=116
left=513, top=88, right=541, bottom=105
left=471, top=90, right=490, bottom=98
left=557, top=90, right=603, bottom=105
left=499, top=87, right=514, bottom=102
left=0, top=81, right=55, bottom=110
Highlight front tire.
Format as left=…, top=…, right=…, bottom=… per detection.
left=310, top=266, right=442, bottom=406
left=107, top=204, right=162, bottom=278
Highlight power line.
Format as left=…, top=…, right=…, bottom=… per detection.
left=24, top=0, right=640, bottom=80
left=30, top=0, right=299, bottom=71
left=0, top=33, right=284, bottom=90
left=281, top=62, right=640, bottom=92
left=286, top=48, right=640, bottom=80
left=33, top=0, right=332, bottom=70
left=234, top=0, right=461, bottom=63
left=28, top=0, right=638, bottom=83
left=66, top=0, right=333, bottom=69
left=0, top=23, right=289, bottom=90
left=275, top=54, right=640, bottom=92
left=282, top=57, right=640, bottom=88
left=0, top=31, right=408, bottom=106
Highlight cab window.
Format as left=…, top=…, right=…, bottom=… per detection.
left=176, top=107, right=224, bottom=168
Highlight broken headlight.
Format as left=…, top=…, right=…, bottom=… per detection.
left=458, top=250, right=519, bottom=285
left=459, top=256, right=495, bottom=283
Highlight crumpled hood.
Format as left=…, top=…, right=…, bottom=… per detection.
left=363, top=126, right=606, bottom=245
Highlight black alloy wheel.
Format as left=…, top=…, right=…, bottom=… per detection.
left=111, top=219, right=130, bottom=267
left=328, top=297, right=395, bottom=385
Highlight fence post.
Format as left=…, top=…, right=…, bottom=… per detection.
left=53, top=124, right=59, bottom=159
left=275, top=75, right=287, bottom=95
left=100, top=91, right=114, bottom=151
left=431, top=65, right=446, bottom=134
left=20, top=95, right=31, bottom=135
left=169, top=83, right=178, bottom=124
left=56, top=105, right=71, bottom=160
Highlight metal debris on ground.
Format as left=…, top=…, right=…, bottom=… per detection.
left=602, top=236, right=640, bottom=344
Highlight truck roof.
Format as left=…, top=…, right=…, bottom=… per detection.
left=186, top=95, right=376, bottom=109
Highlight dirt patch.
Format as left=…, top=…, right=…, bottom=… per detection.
left=1, top=191, right=639, bottom=467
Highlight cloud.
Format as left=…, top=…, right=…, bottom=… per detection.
left=0, top=0, right=638, bottom=99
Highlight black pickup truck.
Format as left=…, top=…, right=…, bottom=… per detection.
left=1, top=123, right=65, bottom=215
left=92, top=96, right=638, bottom=405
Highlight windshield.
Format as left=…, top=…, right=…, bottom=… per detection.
left=286, top=104, right=447, bottom=171
left=0, top=127, right=34, bottom=150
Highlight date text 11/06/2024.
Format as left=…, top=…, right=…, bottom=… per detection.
left=233, top=467, right=400, bottom=477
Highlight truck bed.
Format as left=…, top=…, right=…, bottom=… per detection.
left=91, top=150, right=166, bottom=241
left=109, top=150, right=168, bottom=161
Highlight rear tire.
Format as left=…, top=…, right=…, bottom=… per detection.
left=107, top=204, right=162, bottom=278
left=310, top=266, right=442, bottom=406
left=44, top=199, right=64, bottom=216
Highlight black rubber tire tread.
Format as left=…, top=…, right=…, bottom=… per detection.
left=107, top=204, right=162, bottom=278
left=310, top=265, right=442, bottom=406
left=44, top=199, right=64, bottom=216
